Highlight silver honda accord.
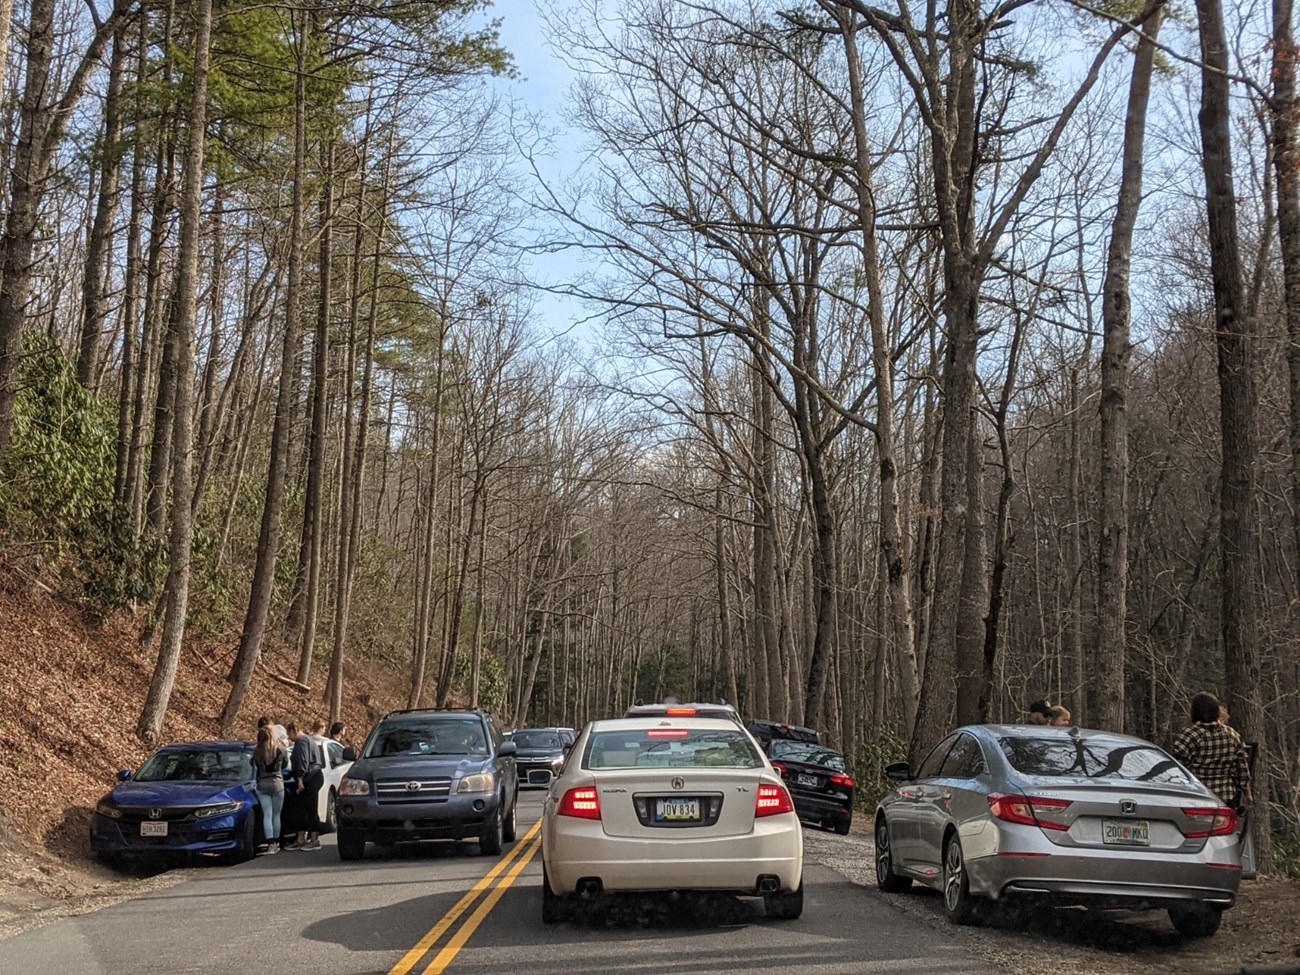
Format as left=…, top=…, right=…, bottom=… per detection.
left=874, top=725, right=1243, bottom=937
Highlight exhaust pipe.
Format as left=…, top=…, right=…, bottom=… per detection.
left=756, top=875, right=780, bottom=894
left=576, top=878, right=603, bottom=897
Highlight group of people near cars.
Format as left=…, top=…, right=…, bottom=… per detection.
left=251, top=715, right=350, bottom=855
left=1026, top=692, right=1253, bottom=816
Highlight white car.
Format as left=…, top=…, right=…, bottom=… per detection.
left=316, top=737, right=355, bottom=832
left=540, top=716, right=804, bottom=922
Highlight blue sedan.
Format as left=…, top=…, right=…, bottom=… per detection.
left=90, top=742, right=262, bottom=865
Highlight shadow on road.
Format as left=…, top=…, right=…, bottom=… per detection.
left=300, top=889, right=466, bottom=953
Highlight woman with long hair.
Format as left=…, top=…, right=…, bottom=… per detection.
left=251, top=726, right=287, bottom=854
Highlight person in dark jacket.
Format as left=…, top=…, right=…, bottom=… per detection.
left=288, top=719, right=328, bottom=851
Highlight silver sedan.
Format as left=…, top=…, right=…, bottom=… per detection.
left=874, top=725, right=1243, bottom=937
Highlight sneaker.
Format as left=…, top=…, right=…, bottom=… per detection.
left=302, top=839, right=321, bottom=851
left=282, top=841, right=300, bottom=851
left=267, top=843, right=279, bottom=855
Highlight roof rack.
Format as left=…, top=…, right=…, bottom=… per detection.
left=381, top=707, right=489, bottom=718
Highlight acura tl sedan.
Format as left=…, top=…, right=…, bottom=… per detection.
left=874, top=725, right=1242, bottom=937
left=540, top=716, right=804, bottom=922
left=91, top=742, right=263, bottom=865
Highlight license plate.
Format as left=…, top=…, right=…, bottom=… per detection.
left=655, top=798, right=701, bottom=822
left=1102, top=819, right=1149, bottom=846
left=140, top=821, right=169, bottom=837
left=797, top=774, right=820, bottom=788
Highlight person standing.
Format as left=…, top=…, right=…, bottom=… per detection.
left=1172, top=692, right=1252, bottom=810
left=251, top=726, right=286, bottom=854
left=291, top=719, right=328, bottom=851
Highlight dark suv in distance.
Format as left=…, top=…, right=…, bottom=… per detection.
left=508, top=728, right=568, bottom=788
left=334, top=709, right=518, bottom=860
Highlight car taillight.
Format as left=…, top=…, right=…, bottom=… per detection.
left=558, top=786, right=601, bottom=820
left=988, top=793, right=1071, bottom=831
left=1182, top=806, right=1238, bottom=838
left=665, top=708, right=697, bottom=716
left=756, top=783, right=794, bottom=817
left=771, top=762, right=787, bottom=776
left=829, top=773, right=855, bottom=788
left=647, top=729, right=690, bottom=739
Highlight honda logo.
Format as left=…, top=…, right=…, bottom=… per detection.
left=670, top=777, right=685, bottom=791
left=1119, top=799, right=1137, bottom=816
left=148, top=808, right=162, bottom=820
left=405, top=781, right=422, bottom=793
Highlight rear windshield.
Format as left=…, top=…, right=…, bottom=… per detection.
left=512, top=731, right=561, bottom=750
left=365, top=719, right=487, bottom=758
left=586, top=729, right=763, bottom=770
left=999, top=737, right=1194, bottom=785
left=769, top=740, right=846, bottom=771
left=136, top=749, right=249, bottom=783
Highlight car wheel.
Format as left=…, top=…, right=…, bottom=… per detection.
left=875, top=816, right=912, bottom=893
left=835, top=817, right=851, bottom=836
left=502, top=793, right=518, bottom=843
left=541, top=862, right=571, bottom=924
left=224, top=813, right=256, bottom=865
left=337, top=828, right=366, bottom=861
left=324, top=789, right=338, bottom=833
left=942, top=834, right=980, bottom=925
left=480, top=806, right=504, bottom=856
left=1168, top=903, right=1223, bottom=938
left=764, top=881, right=804, bottom=920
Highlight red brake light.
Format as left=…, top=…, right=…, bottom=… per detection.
left=830, top=772, right=855, bottom=788
left=665, top=707, right=697, bottom=716
left=988, top=793, right=1071, bottom=831
left=756, top=783, right=794, bottom=817
left=558, top=786, right=601, bottom=820
left=646, top=729, right=690, bottom=739
left=1182, top=806, right=1238, bottom=838
left=771, top=762, right=788, bottom=776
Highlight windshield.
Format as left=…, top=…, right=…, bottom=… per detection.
left=769, top=740, right=846, bottom=771
left=999, top=737, right=1195, bottom=785
left=134, top=748, right=250, bottom=783
left=512, top=730, right=561, bottom=750
left=586, top=729, right=763, bottom=770
left=364, top=719, right=488, bottom=758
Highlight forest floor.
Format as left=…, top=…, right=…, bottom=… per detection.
left=828, top=818, right=1300, bottom=974
left=0, top=568, right=405, bottom=938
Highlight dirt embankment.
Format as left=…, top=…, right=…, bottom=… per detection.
left=0, top=571, right=404, bottom=934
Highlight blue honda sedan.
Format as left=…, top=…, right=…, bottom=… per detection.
left=90, top=742, right=261, bottom=865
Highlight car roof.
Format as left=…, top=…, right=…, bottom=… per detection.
left=589, top=717, right=750, bottom=733
left=965, top=724, right=1164, bottom=749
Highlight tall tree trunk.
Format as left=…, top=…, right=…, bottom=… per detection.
left=137, top=0, right=213, bottom=743
left=1195, top=0, right=1272, bottom=867
left=221, top=5, right=311, bottom=730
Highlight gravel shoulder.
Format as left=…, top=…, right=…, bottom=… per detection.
left=803, top=820, right=1300, bottom=975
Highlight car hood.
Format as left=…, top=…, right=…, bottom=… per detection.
left=348, top=756, right=490, bottom=780
left=110, top=780, right=250, bottom=808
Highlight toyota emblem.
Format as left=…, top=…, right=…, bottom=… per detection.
left=670, top=777, right=685, bottom=791
left=1119, top=799, right=1137, bottom=816
left=405, top=781, right=422, bottom=792
left=148, top=808, right=162, bottom=820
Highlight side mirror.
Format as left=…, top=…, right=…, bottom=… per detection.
left=341, top=747, right=357, bottom=763
left=117, top=770, right=133, bottom=782
left=884, top=761, right=912, bottom=782
left=498, top=741, right=517, bottom=758
left=527, top=769, right=554, bottom=787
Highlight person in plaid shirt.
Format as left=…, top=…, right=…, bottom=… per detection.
left=1172, top=692, right=1252, bottom=810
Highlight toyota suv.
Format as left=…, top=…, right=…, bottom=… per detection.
left=334, top=708, right=518, bottom=860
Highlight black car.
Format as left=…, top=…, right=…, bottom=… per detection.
left=334, top=708, right=518, bottom=860
left=508, top=728, right=567, bottom=787
left=768, top=739, right=854, bottom=835
left=747, top=719, right=819, bottom=751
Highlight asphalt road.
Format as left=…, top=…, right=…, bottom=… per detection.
left=0, top=794, right=995, bottom=975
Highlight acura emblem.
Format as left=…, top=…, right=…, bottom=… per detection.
left=148, top=808, right=162, bottom=820
left=1119, top=799, right=1137, bottom=816
left=670, top=777, right=685, bottom=791
left=406, top=781, right=422, bottom=792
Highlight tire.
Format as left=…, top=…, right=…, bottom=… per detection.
left=942, top=834, right=980, bottom=925
left=764, top=881, right=804, bottom=920
left=834, top=817, right=851, bottom=836
left=324, top=789, right=338, bottom=834
left=224, top=813, right=256, bottom=865
left=541, top=862, right=571, bottom=924
left=1168, top=903, right=1223, bottom=938
left=337, top=827, right=366, bottom=861
left=502, top=792, right=518, bottom=843
left=480, top=806, right=504, bottom=856
left=875, top=816, right=912, bottom=893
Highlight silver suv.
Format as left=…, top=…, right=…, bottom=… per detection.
left=335, top=709, right=518, bottom=859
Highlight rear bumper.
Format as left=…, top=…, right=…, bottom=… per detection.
left=545, top=815, right=803, bottom=895
left=791, top=792, right=851, bottom=823
left=970, top=851, right=1240, bottom=906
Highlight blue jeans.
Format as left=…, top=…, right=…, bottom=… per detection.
left=256, top=786, right=284, bottom=843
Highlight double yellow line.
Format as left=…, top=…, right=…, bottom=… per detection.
left=389, top=820, right=543, bottom=975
